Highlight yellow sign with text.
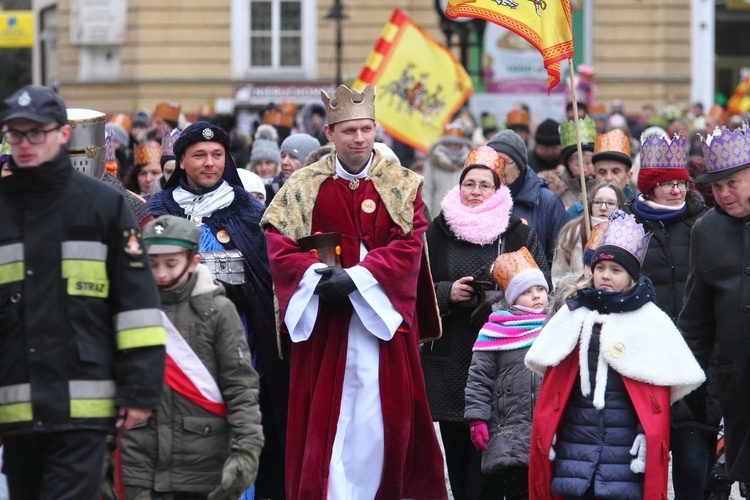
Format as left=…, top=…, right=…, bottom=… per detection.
left=0, top=12, right=34, bottom=48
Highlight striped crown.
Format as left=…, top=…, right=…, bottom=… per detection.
left=701, top=125, right=750, bottom=175
left=640, top=133, right=686, bottom=170
left=560, top=116, right=597, bottom=149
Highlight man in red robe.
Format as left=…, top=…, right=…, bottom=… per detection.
left=261, top=84, right=447, bottom=499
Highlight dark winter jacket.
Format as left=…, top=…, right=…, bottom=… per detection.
left=464, top=337, right=540, bottom=472
left=508, top=168, right=568, bottom=265
left=121, top=265, right=263, bottom=494
left=679, top=205, right=750, bottom=481
left=550, top=324, right=643, bottom=498
left=422, top=213, right=549, bottom=421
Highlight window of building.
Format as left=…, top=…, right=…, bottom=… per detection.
left=231, top=0, right=317, bottom=80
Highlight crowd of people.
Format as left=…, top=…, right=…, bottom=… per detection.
left=2, top=80, right=750, bottom=500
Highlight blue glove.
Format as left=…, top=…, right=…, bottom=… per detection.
left=314, top=267, right=357, bottom=302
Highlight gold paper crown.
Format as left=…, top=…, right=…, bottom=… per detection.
left=506, top=108, right=529, bottom=127
left=153, top=102, right=181, bottom=122
left=464, top=145, right=506, bottom=179
left=321, top=85, right=376, bottom=125
left=135, top=141, right=162, bottom=166
left=491, top=247, right=539, bottom=292
left=108, top=113, right=132, bottom=134
left=560, top=116, right=597, bottom=149
left=594, top=129, right=630, bottom=156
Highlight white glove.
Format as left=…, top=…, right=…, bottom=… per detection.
left=549, top=433, right=557, bottom=462
left=629, top=433, right=647, bottom=474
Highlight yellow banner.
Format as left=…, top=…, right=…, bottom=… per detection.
left=354, top=9, right=473, bottom=152
left=0, top=11, right=34, bottom=48
left=445, top=0, right=573, bottom=92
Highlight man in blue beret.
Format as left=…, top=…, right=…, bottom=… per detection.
left=147, top=121, right=287, bottom=498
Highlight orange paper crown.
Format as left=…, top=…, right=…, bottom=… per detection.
left=464, top=145, right=506, bottom=180
left=506, top=108, right=529, bottom=128
left=108, top=113, right=132, bottom=134
left=153, top=102, right=181, bottom=122
left=135, top=141, right=162, bottom=166
left=594, top=129, right=630, bottom=156
left=491, top=247, right=539, bottom=292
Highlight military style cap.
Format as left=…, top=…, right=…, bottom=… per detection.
left=2, top=85, right=68, bottom=126
left=143, top=215, right=201, bottom=254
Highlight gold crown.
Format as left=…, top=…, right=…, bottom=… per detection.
left=594, top=129, right=630, bottom=156
left=491, top=247, right=539, bottom=292
left=560, top=116, right=597, bottom=149
left=321, top=85, right=376, bottom=125
left=506, top=108, right=529, bottom=127
left=135, top=141, right=162, bottom=166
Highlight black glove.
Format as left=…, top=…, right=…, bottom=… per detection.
left=470, top=290, right=504, bottom=327
left=684, top=382, right=708, bottom=426
left=467, top=266, right=495, bottom=305
left=314, top=267, right=357, bottom=302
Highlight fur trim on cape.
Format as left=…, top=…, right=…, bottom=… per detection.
left=525, top=302, right=704, bottom=404
left=440, top=184, right=513, bottom=245
left=261, top=150, right=422, bottom=241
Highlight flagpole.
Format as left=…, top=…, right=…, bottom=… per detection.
left=567, top=58, right=591, bottom=239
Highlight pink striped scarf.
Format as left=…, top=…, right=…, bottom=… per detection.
left=473, top=309, right=546, bottom=351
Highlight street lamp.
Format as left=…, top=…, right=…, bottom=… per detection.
left=326, top=0, right=347, bottom=87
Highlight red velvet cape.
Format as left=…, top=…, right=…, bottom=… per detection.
left=265, top=177, right=447, bottom=499
left=528, top=348, right=671, bottom=500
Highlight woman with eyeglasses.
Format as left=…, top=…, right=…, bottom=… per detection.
left=626, top=133, right=716, bottom=500
left=551, top=181, right=626, bottom=287
left=422, top=145, right=550, bottom=499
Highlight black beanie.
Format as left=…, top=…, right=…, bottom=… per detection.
left=590, top=244, right=640, bottom=281
left=535, top=118, right=561, bottom=146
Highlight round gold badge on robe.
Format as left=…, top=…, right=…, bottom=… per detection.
left=610, top=341, right=626, bottom=358
left=216, top=229, right=231, bottom=244
left=361, top=199, right=376, bottom=214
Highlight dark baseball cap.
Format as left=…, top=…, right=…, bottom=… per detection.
left=2, top=85, right=68, bottom=126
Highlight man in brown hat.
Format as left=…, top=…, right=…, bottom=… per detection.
left=150, top=102, right=181, bottom=135
left=261, top=84, right=447, bottom=499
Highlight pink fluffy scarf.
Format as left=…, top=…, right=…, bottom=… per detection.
left=441, top=184, right=513, bottom=245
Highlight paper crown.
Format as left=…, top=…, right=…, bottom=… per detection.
left=104, top=129, right=116, bottom=163
left=582, top=221, right=609, bottom=265
left=560, top=115, right=597, bottom=149
left=0, top=135, right=10, bottom=164
left=491, top=247, right=540, bottom=291
left=640, top=133, right=686, bottom=169
left=464, top=145, right=506, bottom=179
left=593, top=129, right=631, bottom=167
left=263, top=102, right=296, bottom=128
left=108, top=113, right=132, bottom=134
left=153, top=102, right=181, bottom=122
left=506, top=108, right=529, bottom=128
left=161, top=128, right=181, bottom=157
left=597, top=211, right=651, bottom=265
left=321, top=84, right=375, bottom=125
left=698, top=125, right=750, bottom=182
left=135, top=141, right=162, bottom=166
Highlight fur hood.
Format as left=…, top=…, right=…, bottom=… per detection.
left=526, top=301, right=704, bottom=406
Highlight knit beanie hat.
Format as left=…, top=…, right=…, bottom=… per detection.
left=250, top=139, right=280, bottom=165
left=280, top=133, right=319, bottom=164
left=590, top=245, right=641, bottom=282
left=535, top=118, right=561, bottom=146
left=487, top=129, right=527, bottom=174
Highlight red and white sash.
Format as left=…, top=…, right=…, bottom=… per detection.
left=162, top=312, right=227, bottom=418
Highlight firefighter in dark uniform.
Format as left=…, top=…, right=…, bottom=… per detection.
left=0, top=85, right=166, bottom=499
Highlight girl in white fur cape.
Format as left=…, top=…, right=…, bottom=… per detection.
left=524, top=212, right=704, bottom=500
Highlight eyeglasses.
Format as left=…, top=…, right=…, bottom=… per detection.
left=657, top=180, right=689, bottom=193
left=4, top=125, right=62, bottom=145
left=591, top=199, right=619, bottom=209
left=460, top=181, right=496, bottom=193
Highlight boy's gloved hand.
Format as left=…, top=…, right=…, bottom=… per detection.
left=208, top=444, right=261, bottom=500
left=629, top=433, right=647, bottom=474
left=314, top=267, right=356, bottom=302
left=549, top=433, right=557, bottom=462
left=469, top=420, right=489, bottom=452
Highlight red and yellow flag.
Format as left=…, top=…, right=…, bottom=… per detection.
left=445, top=0, right=573, bottom=92
left=728, top=73, right=750, bottom=115
left=353, top=9, right=473, bottom=152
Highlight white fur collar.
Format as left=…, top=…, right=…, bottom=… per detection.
left=525, top=302, right=704, bottom=405
left=191, top=264, right=219, bottom=297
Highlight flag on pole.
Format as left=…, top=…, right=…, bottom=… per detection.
left=728, top=71, right=750, bottom=115
left=353, top=9, right=473, bottom=152
left=444, top=0, right=573, bottom=92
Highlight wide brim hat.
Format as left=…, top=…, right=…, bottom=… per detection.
left=593, top=129, right=632, bottom=168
